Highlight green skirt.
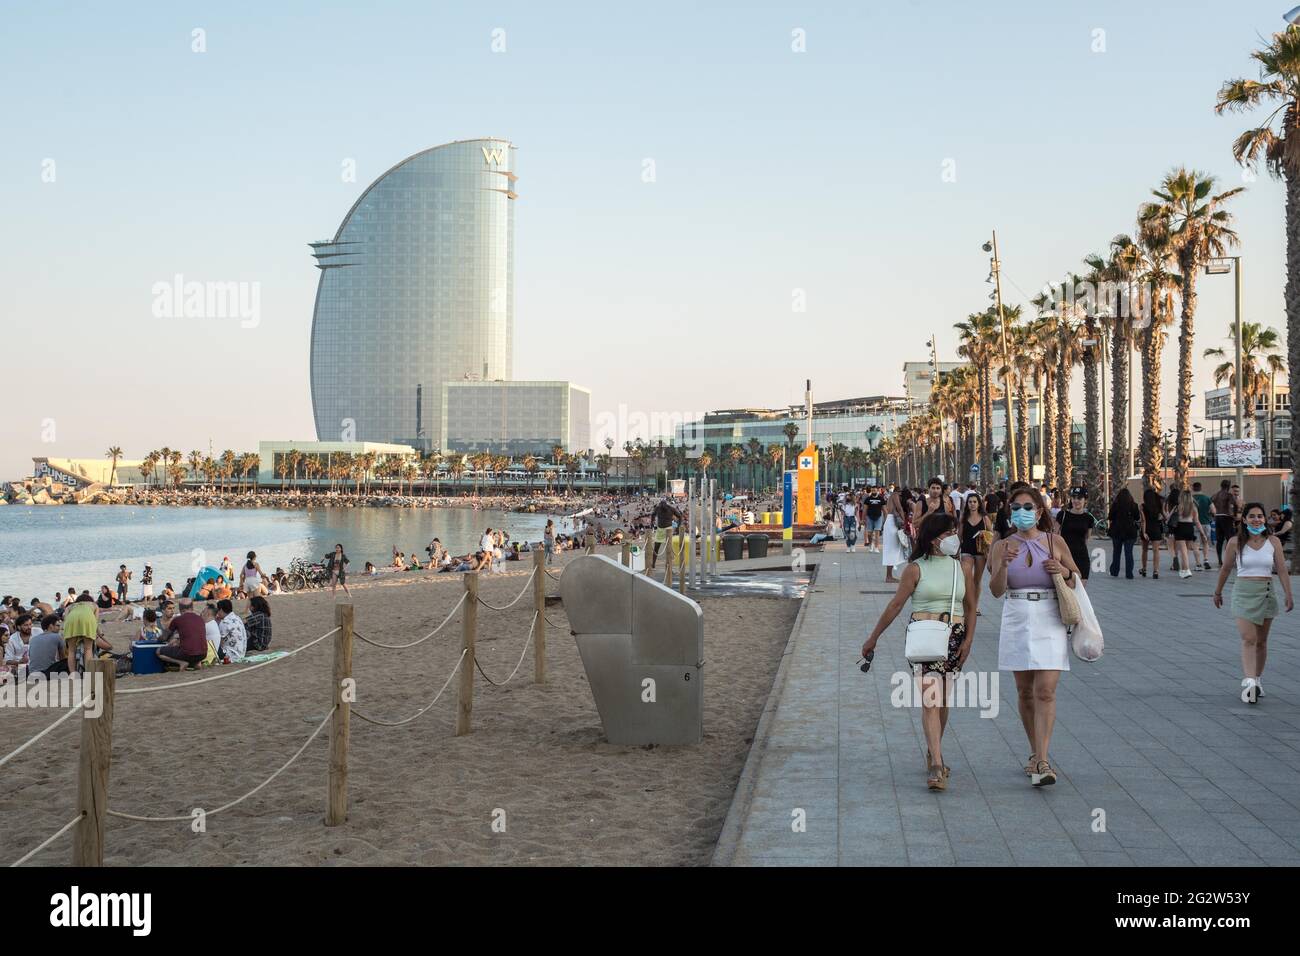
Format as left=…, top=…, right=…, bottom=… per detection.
left=1231, top=577, right=1278, bottom=625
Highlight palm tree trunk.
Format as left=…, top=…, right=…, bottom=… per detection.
left=1083, top=333, right=1101, bottom=507
left=1141, top=324, right=1164, bottom=488
left=1042, top=368, right=1057, bottom=489
left=1056, top=361, right=1072, bottom=492
left=1016, top=379, right=1030, bottom=483
left=980, top=364, right=994, bottom=482
left=1176, top=258, right=1199, bottom=489
left=1290, top=168, right=1300, bottom=571
left=1109, top=330, right=1129, bottom=500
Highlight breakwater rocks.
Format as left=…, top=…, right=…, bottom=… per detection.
left=2, top=480, right=585, bottom=513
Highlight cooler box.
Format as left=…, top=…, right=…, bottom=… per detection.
left=131, top=641, right=166, bottom=675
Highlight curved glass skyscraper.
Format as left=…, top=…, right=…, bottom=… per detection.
left=309, top=138, right=517, bottom=446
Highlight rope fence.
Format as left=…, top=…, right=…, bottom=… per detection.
left=352, top=650, right=466, bottom=726
left=106, top=706, right=337, bottom=822
left=9, top=813, right=84, bottom=868
left=1, top=546, right=565, bottom=866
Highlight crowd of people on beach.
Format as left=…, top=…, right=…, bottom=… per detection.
left=848, top=474, right=1294, bottom=793
left=1, top=492, right=674, bottom=682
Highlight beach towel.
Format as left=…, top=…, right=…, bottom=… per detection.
left=240, top=651, right=290, bottom=665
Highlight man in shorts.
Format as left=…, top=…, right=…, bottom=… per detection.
left=158, top=598, right=208, bottom=670
left=649, top=497, right=684, bottom=570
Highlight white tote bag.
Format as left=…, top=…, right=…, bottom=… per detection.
left=1069, top=577, right=1104, bottom=662
left=904, top=558, right=958, bottom=664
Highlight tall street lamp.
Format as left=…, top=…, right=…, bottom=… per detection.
left=1205, top=256, right=1245, bottom=491
left=985, top=233, right=1019, bottom=483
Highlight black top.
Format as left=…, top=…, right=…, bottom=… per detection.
left=865, top=495, right=884, bottom=520
left=960, top=517, right=985, bottom=556
left=994, top=508, right=1013, bottom=539
left=1108, top=499, right=1140, bottom=540
left=1058, top=509, right=1095, bottom=553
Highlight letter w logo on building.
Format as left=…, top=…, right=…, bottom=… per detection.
left=481, top=147, right=505, bottom=166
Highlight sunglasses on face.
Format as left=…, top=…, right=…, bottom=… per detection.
left=1009, top=503, right=1036, bottom=512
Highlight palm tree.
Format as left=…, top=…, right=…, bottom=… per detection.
left=1139, top=169, right=1243, bottom=487
left=1028, top=301, right=1060, bottom=489
left=105, top=447, right=123, bottom=487
left=1106, top=234, right=1145, bottom=494
left=776, top=421, right=796, bottom=460
left=1216, top=25, right=1300, bottom=550
left=1133, top=233, right=1181, bottom=488
left=1204, top=322, right=1285, bottom=443
left=956, top=307, right=1006, bottom=483
left=187, top=450, right=203, bottom=483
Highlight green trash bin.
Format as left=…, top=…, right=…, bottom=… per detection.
left=746, top=533, right=769, bottom=559
left=722, top=533, right=745, bottom=561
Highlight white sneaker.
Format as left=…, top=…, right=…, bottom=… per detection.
left=1241, top=677, right=1259, bottom=704
left=1256, top=678, right=1265, bottom=697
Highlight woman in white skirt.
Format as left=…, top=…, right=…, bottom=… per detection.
left=881, top=489, right=909, bottom=583
left=988, top=485, right=1081, bottom=787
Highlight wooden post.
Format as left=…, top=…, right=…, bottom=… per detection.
left=620, top=541, right=631, bottom=567
left=326, top=603, right=353, bottom=826
left=679, top=531, right=688, bottom=595
left=664, top=534, right=674, bottom=588
left=532, top=549, right=547, bottom=683
left=73, top=657, right=115, bottom=866
left=457, top=573, right=478, bottom=735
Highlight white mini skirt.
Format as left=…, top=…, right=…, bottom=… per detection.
left=998, top=591, right=1070, bottom=672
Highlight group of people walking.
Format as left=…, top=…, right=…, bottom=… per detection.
left=860, top=475, right=1293, bottom=791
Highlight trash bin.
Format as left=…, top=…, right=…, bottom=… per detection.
left=722, top=533, right=745, bottom=561
left=746, top=533, right=769, bottom=559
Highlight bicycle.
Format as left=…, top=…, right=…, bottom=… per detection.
left=283, top=556, right=329, bottom=592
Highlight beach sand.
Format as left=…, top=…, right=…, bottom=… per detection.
left=2, top=547, right=798, bottom=866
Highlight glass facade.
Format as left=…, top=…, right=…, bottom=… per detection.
left=309, top=139, right=516, bottom=444
left=443, top=381, right=591, bottom=456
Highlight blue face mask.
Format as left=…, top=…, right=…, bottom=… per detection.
left=1010, top=507, right=1038, bottom=530
left=1247, top=523, right=1266, bottom=535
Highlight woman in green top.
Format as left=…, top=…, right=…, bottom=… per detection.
left=862, top=512, right=977, bottom=791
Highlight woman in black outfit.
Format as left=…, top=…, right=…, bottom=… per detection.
left=959, top=492, right=993, bottom=603
left=1057, top=487, right=1096, bottom=586
left=1140, top=486, right=1165, bottom=579
left=1108, top=487, right=1141, bottom=579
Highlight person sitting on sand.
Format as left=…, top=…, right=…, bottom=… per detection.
left=3, top=614, right=30, bottom=674
left=391, top=548, right=406, bottom=570
left=200, top=603, right=222, bottom=659
left=160, top=583, right=176, bottom=602
left=244, top=596, right=272, bottom=652
left=408, top=549, right=423, bottom=570
left=157, top=598, right=208, bottom=671
left=139, top=608, right=163, bottom=643
left=96, top=585, right=117, bottom=610
left=215, top=599, right=247, bottom=663
left=28, top=614, right=67, bottom=676
left=364, top=561, right=378, bottom=576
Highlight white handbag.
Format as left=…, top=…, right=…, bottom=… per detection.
left=904, top=558, right=958, bottom=664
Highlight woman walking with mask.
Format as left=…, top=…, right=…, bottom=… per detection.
left=862, top=512, right=976, bottom=790
left=988, top=486, right=1081, bottom=786
left=1213, top=502, right=1294, bottom=703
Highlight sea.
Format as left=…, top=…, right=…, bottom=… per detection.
left=0, top=504, right=583, bottom=602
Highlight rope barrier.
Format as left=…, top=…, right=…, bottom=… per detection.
left=351, top=650, right=467, bottom=727
left=8, top=812, right=85, bottom=867
left=544, top=612, right=571, bottom=632
left=0, top=692, right=94, bottom=770
left=116, top=626, right=340, bottom=696
left=105, top=706, right=337, bottom=823
left=353, top=593, right=467, bottom=649
left=543, top=566, right=564, bottom=582
left=474, top=568, right=536, bottom=611
left=474, top=612, right=537, bottom=686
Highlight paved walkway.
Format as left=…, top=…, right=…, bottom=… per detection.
left=715, top=540, right=1300, bottom=866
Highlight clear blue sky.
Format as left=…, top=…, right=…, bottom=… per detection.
left=1, top=0, right=1291, bottom=477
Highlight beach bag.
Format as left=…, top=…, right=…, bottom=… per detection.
left=905, top=558, right=958, bottom=664
left=1049, top=534, right=1082, bottom=627
left=1069, top=578, right=1104, bottom=662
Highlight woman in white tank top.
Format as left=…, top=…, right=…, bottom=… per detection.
left=1213, top=502, right=1294, bottom=704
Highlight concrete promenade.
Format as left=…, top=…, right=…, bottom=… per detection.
left=715, top=540, right=1300, bottom=866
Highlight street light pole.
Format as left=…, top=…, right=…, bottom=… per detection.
left=1207, top=256, right=1246, bottom=491
left=988, top=232, right=1019, bottom=483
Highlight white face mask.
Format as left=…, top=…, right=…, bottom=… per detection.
left=938, top=535, right=961, bottom=557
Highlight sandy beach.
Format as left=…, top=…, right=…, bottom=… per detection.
left=2, top=546, right=798, bottom=866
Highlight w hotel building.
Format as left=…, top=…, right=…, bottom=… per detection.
left=309, top=139, right=582, bottom=453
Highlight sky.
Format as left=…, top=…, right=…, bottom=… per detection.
left=1, top=0, right=1294, bottom=479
